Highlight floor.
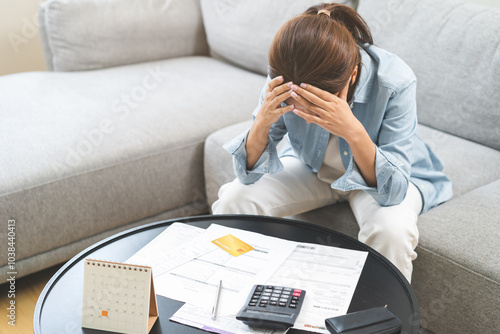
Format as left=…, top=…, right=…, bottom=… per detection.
left=0, top=264, right=62, bottom=334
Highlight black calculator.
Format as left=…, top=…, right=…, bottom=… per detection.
left=236, top=285, right=306, bottom=330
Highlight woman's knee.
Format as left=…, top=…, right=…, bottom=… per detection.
left=212, top=180, right=267, bottom=215
left=358, top=207, right=419, bottom=246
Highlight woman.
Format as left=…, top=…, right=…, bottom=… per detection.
left=212, top=3, right=452, bottom=282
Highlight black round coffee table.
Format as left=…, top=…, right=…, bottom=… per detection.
left=34, top=215, right=419, bottom=333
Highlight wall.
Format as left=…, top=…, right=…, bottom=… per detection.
left=0, top=0, right=499, bottom=76
left=0, top=0, right=47, bottom=76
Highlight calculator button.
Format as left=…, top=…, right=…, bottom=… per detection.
left=269, top=301, right=277, bottom=306
left=278, top=302, right=286, bottom=307
left=270, top=297, right=279, bottom=301
left=255, top=285, right=264, bottom=291
left=249, top=302, right=257, bottom=306
left=292, top=296, right=299, bottom=301
left=283, top=288, right=292, bottom=291
left=259, top=304, right=267, bottom=307
left=293, top=292, right=301, bottom=297
left=289, top=304, right=297, bottom=308
left=279, top=298, right=288, bottom=303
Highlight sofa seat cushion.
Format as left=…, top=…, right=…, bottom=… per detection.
left=0, top=56, right=265, bottom=265
left=413, top=179, right=500, bottom=333
left=418, top=179, right=499, bottom=283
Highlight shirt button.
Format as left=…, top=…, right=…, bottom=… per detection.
left=343, top=151, right=349, bottom=156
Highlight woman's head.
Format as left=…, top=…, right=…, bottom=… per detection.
left=268, top=3, right=373, bottom=103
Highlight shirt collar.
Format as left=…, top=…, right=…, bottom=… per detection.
left=352, top=45, right=375, bottom=105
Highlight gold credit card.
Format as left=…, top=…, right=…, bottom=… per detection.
left=212, top=234, right=254, bottom=257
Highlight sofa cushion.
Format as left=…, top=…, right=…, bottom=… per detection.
left=417, top=125, right=500, bottom=197
left=0, top=56, right=265, bottom=266
left=357, top=0, right=500, bottom=150
left=200, top=0, right=358, bottom=76
left=413, top=179, right=500, bottom=333
left=418, top=179, right=499, bottom=283
left=205, top=120, right=252, bottom=207
left=39, top=0, right=209, bottom=71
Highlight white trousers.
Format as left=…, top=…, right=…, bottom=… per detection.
left=212, top=156, right=422, bottom=283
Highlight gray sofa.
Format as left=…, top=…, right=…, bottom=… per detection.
left=0, top=0, right=498, bottom=333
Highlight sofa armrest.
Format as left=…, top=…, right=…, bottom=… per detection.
left=39, top=0, right=209, bottom=71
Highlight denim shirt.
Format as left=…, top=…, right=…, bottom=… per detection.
left=224, top=44, right=453, bottom=213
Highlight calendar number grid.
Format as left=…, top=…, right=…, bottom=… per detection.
left=82, top=259, right=154, bottom=334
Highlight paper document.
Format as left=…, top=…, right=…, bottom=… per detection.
left=127, top=222, right=204, bottom=267
left=128, top=223, right=367, bottom=334
left=265, top=243, right=368, bottom=333
left=151, top=224, right=297, bottom=315
left=171, top=241, right=367, bottom=334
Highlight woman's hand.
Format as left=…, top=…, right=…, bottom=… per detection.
left=255, top=76, right=296, bottom=129
left=289, top=82, right=362, bottom=140
left=291, top=81, right=378, bottom=187
left=246, top=76, right=294, bottom=170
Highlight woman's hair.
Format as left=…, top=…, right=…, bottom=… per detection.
left=268, top=3, right=373, bottom=102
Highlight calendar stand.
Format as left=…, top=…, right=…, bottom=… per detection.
left=147, top=275, right=159, bottom=332
left=82, top=259, right=158, bottom=334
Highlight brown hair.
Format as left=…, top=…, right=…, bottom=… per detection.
left=268, top=3, right=373, bottom=102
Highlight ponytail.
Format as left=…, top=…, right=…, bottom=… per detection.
left=306, top=3, right=373, bottom=45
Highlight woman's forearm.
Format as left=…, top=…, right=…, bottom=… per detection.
left=246, top=119, right=272, bottom=170
left=245, top=76, right=294, bottom=170
left=345, top=121, right=377, bottom=187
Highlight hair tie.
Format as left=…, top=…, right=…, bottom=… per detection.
left=317, top=9, right=331, bottom=17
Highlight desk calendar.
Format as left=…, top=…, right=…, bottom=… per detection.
left=82, top=259, right=158, bottom=334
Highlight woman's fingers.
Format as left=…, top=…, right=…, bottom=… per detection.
left=289, top=87, right=326, bottom=117
left=267, top=75, right=284, bottom=92
left=267, top=76, right=291, bottom=99
left=276, top=103, right=295, bottom=116
left=293, top=108, right=321, bottom=125
left=296, top=83, right=335, bottom=104
left=268, top=81, right=294, bottom=107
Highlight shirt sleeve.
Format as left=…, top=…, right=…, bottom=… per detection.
left=332, top=78, right=417, bottom=206
left=223, top=77, right=288, bottom=185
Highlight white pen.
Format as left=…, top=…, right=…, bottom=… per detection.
left=212, top=280, right=222, bottom=320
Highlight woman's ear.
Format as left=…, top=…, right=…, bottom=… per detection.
left=351, top=65, right=358, bottom=84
